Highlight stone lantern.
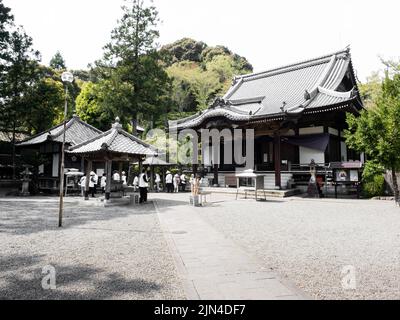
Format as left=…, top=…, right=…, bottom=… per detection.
left=20, top=165, right=33, bottom=196
left=307, top=159, right=320, bottom=198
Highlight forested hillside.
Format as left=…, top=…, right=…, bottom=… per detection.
left=160, top=38, right=252, bottom=120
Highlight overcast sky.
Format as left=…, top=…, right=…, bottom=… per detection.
left=4, top=0, right=400, bottom=82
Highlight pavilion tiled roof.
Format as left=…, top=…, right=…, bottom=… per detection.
left=67, top=119, right=156, bottom=156
left=171, top=47, right=362, bottom=130
left=17, top=116, right=102, bottom=147
left=0, top=131, right=29, bottom=143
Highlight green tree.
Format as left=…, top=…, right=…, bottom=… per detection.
left=160, top=38, right=207, bottom=66
left=167, top=61, right=221, bottom=111
left=91, top=0, right=170, bottom=131
left=1, top=1, right=68, bottom=133
left=0, top=0, right=14, bottom=126
left=205, top=54, right=252, bottom=93
left=24, top=74, right=65, bottom=133
left=190, top=68, right=221, bottom=110
left=30, top=64, right=81, bottom=127
left=345, top=64, right=400, bottom=205
left=76, top=82, right=105, bottom=129
left=76, top=78, right=135, bottom=131
left=49, top=51, right=66, bottom=70
left=0, top=25, right=40, bottom=178
left=201, top=45, right=253, bottom=72
left=0, top=0, right=13, bottom=57
left=161, top=38, right=253, bottom=115
left=358, top=72, right=382, bottom=110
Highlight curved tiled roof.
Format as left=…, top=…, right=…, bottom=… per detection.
left=17, top=116, right=102, bottom=146
left=68, top=120, right=156, bottom=156
left=172, top=47, right=362, bottom=130
left=0, top=131, right=29, bottom=143
left=170, top=108, right=251, bottom=130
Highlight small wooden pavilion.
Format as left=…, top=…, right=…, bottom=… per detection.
left=67, top=118, right=156, bottom=200
left=16, top=115, right=102, bottom=192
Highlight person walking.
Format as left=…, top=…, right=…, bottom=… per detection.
left=93, top=171, right=99, bottom=194
left=173, top=173, right=180, bottom=193
left=121, top=171, right=127, bottom=186
left=155, top=173, right=161, bottom=192
left=79, top=175, right=86, bottom=197
left=113, top=170, right=120, bottom=181
left=89, top=171, right=97, bottom=197
left=133, top=175, right=139, bottom=192
left=138, top=169, right=149, bottom=203
left=180, top=173, right=186, bottom=192
left=165, top=171, right=173, bottom=193
left=100, top=173, right=106, bottom=194
left=189, top=174, right=194, bottom=193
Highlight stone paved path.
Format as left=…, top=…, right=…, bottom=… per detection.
left=155, top=195, right=307, bottom=300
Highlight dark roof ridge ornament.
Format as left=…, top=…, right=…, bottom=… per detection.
left=209, top=97, right=230, bottom=109
left=283, top=100, right=305, bottom=116
left=304, top=90, right=311, bottom=101
left=231, top=76, right=240, bottom=86
left=280, top=101, right=287, bottom=112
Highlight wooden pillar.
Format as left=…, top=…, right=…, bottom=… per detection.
left=337, top=128, right=342, bottom=161
left=213, top=164, right=218, bottom=186
left=294, top=127, right=300, bottom=166
left=274, top=132, right=281, bottom=189
left=138, top=158, right=143, bottom=174
left=105, top=159, right=112, bottom=200
left=150, top=166, right=154, bottom=191
left=85, top=159, right=92, bottom=200
left=324, top=126, right=330, bottom=164
left=118, top=162, right=123, bottom=181
left=80, top=157, right=85, bottom=173
left=127, top=162, right=132, bottom=186
left=162, top=167, right=165, bottom=192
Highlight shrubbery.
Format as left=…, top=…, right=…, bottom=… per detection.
left=361, top=161, right=385, bottom=198
left=362, top=174, right=385, bottom=198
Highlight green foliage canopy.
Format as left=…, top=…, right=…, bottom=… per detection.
left=162, top=38, right=253, bottom=114
left=345, top=63, right=400, bottom=203
left=49, top=51, right=66, bottom=70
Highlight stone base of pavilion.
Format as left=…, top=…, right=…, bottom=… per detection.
left=103, top=196, right=132, bottom=207
left=74, top=195, right=140, bottom=207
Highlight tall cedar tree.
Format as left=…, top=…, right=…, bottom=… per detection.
left=49, top=51, right=66, bottom=70
left=96, top=0, right=170, bottom=131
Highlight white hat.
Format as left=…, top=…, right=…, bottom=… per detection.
left=90, top=171, right=95, bottom=175
left=166, top=171, right=171, bottom=174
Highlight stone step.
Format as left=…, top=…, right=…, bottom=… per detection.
left=201, top=187, right=301, bottom=198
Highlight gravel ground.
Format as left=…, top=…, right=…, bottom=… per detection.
left=195, top=194, right=400, bottom=299
left=0, top=198, right=185, bottom=300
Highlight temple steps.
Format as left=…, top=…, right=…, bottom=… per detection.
left=263, top=173, right=293, bottom=190
left=205, top=172, right=294, bottom=190
left=200, top=187, right=301, bottom=198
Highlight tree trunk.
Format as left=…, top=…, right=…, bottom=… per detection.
left=131, top=117, right=137, bottom=136
left=391, top=165, right=399, bottom=206
left=12, top=119, right=16, bottom=181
